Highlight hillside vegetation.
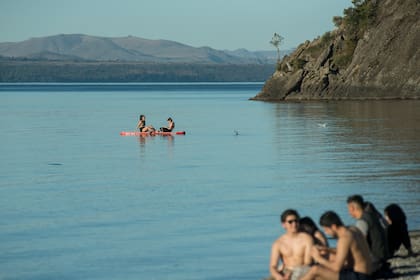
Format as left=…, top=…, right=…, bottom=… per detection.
left=252, top=0, right=420, bottom=100
left=0, top=58, right=274, bottom=82
left=0, top=34, right=279, bottom=82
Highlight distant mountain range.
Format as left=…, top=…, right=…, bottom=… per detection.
left=0, top=34, right=290, bottom=64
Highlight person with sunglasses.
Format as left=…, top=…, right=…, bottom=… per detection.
left=269, top=209, right=314, bottom=280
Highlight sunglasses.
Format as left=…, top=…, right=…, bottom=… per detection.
left=286, top=219, right=298, bottom=224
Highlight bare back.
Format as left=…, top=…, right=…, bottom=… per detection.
left=340, top=226, right=373, bottom=274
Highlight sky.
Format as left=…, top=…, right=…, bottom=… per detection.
left=0, top=0, right=352, bottom=51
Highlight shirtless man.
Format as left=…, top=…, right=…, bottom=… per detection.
left=270, top=209, right=314, bottom=280
left=301, top=211, right=373, bottom=280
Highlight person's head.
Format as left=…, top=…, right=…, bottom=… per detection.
left=347, top=194, right=365, bottom=219
left=281, top=209, right=300, bottom=233
left=384, top=203, right=407, bottom=225
left=168, top=117, right=173, bottom=122
left=319, top=211, right=344, bottom=238
left=139, top=114, right=145, bottom=121
left=298, top=216, right=318, bottom=236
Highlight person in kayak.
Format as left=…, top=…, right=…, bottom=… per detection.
left=160, top=117, right=175, bottom=132
left=137, top=115, right=155, bottom=132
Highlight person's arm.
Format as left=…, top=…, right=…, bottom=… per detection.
left=270, top=243, right=288, bottom=280
left=401, top=226, right=413, bottom=254
left=314, top=231, right=329, bottom=247
left=311, top=233, right=351, bottom=272
left=303, top=234, right=314, bottom=265
left=355, top=220, right=368, bottom=237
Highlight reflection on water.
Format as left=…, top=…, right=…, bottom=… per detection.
left=272, top=100, right=420, bottom=165
left=334, top=101, right=420, bottom=144
left=137, top=134, right=176, bottom=157
left=334, top=101, right=420, bottom=180
left=270, top=100, right=420, bottom=226
left=1, top=85, right=419, bottom=280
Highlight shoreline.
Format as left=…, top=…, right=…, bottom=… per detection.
left=386, top=230, right=420, bottom=280
left=263, top=230, right=420, bottom=280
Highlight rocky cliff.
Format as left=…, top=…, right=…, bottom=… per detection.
left=252, top=0, right=420, bottom=101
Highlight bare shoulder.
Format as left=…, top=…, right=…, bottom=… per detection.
left=348, top=226, right=366, bottom=244
left=298, top=232, right=314, bottom=243
left=348, top=226, right=362, bottom=238
left=341, top=226, right=361, bottom=246
left=272, top=235, right=286, bottom=249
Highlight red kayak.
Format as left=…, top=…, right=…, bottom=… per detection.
left=120, top=131, right=186, bottom=136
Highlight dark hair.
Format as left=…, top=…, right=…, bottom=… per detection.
left=281, top=209, right=300, bottom=223
left=299, top=216, right=318, bottom=235
left=347, top=194, right=365, bottom=208
left=320, top=211, right=344, bottom=227
left=365, top=201, right=379, bottom=213
left=384, top=203, right=407, bottom=225
left=168, top=117, right=173, bottom=121
left=365, top=201, right=385, bottom=219
left=139, top=114, right=145, bottom=120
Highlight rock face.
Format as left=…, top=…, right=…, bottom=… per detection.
left=252, top=0, right=420, bottom=101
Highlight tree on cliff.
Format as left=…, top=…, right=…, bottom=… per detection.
left=252, top=0, right=420, bottom=100
left=270, top=33, right=284, bottom=62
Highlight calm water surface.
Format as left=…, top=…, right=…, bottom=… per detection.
left=1, top=83, right=419, bottom=280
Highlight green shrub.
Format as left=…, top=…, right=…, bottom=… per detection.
left=333, top=39, right=358, bottom=68
left=292, top=58, right=307, bottom=70
left=321, top=32, right=334, bottom=46
left=343, top=0, right=378, bottom=39
left=333, top=16, right=343, bottom=28
left=305, top=32, right=334, bottom=58
left=328, top=0, right=378, bottom=69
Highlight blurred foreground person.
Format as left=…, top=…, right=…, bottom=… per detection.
left=269, top=209, right=313, bottom=280
left=301, top=211, right=373, bottom=280
left=347, top=195, right=389, bottom=271
left=299, top=216, right=329, bottom=247
left=384, top=203, right=414, bottom=257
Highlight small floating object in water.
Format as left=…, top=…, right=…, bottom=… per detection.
left=48, top=163, right=63, bottom=166
left=317, top=123, right=327, bottom=128
left=234, top=130, right=239, bottom=136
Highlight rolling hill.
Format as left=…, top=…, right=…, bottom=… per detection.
left=0, top=34, right=280, bottom=64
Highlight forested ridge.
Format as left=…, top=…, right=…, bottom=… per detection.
left=0, top=58, right=274, bottom=82
left=253, top=0, right=420, bottom=100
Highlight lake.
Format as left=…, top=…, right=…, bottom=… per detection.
left=1, top=83, right=419, bottom=280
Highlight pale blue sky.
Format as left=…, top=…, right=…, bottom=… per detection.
left=0, top=0, right=352, bottom=50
